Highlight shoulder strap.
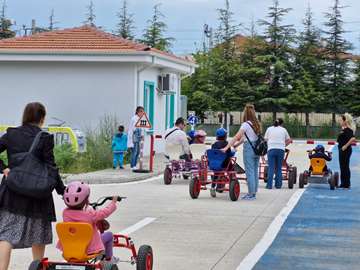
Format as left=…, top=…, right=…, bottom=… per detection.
left=29, top=131, right=45, bottom=153
left=165, top=128, right=179, bottom=140
left=246, top=121, right=258, bottom=135
left=244, top=130, right=256, bottom=151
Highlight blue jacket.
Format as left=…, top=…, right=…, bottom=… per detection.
left=112, top=133, right=128, bottom=153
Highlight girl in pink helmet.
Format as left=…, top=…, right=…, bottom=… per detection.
left=58, top=181, right=120, bottom=263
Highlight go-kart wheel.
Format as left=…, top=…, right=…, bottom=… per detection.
left=182, top=174, right=190, bottom=180
left=163, top=167, right=172, bottom=185
left=304, top=171, right=309, bottom=185
left=137, top=245, right=153, bottom=270
left=229, top=180, right=240, bottom=201
left=334, top=172, right=339, bottom=187
left=330, top=175, right=336, bottom=190
left=291, top=167, right=297, bottom=184
left=263, top=166, right=268, bottom=182
left=299, top=173, right=305, bottom=189
left=288, top=169, right=296, bottom=189
left=28, top=260, right=42, bottom=270
left=189, top=177, right=201, bottom=199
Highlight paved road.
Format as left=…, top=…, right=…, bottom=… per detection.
left=254, top=146, right=360, bottom=270
left=9, top=143, right=329, bottom=270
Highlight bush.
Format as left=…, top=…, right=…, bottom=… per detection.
left=54, top=144, right=77, bottom=173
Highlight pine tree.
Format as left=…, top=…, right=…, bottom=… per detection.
left=84, top=0, right=96, bottom=26
left=115, top=0, right=135, bottom=40
left=0, top=0, right=15, bottom=39
left=140, top=4, right=174, bottom=51
left=258, top=0, right=296, bottom=117
left=323, top=0, right=352, bottom=117
left=292, top=5, right=324, bottom=115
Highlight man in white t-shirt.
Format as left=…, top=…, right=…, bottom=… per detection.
left=264, top=118, right=291, bottom=189
left=164, top=117, right=191, bottom=161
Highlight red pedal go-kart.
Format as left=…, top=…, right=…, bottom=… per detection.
left=28, top=197, right=153, bottom=270
left=259, top=149, right=297, bottom=189
left=189, top=149, right=246, bottom=201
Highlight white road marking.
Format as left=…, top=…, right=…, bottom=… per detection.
left=236, top=189, right=305, bottom=270
left=119, top=217, right=156, bottom=235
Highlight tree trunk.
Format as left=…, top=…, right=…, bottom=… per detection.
left=272, top=111, right=277, bottom=122
left=305, top=112, right=310, bottom=138
left=332, top=113, right=336, bottom=127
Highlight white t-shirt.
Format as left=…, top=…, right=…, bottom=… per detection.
left=127, top=114, right=140, bottom=148
left=264, top=126, right=290, bottom=150
left=241, top=121, right=258, bottom=142
left=164, top=127, right=191, bottom=155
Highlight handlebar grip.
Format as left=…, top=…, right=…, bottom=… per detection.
left=105, top=196, right=127, bottom=202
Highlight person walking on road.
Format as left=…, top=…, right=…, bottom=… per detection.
left=0, top=102, right=65, bottom=270
left=223, top=104, right=261, bottom=200
left=264, top=118, right=292, bottom=189
left=127, top=106, right=144, bottom=170
left=337, top=113, right=356, bottom=189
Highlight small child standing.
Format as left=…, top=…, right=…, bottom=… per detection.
left=112, top=125, right=128, bottom=169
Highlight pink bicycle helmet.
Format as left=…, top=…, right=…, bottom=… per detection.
left=63, top=181, right=90, bottom=208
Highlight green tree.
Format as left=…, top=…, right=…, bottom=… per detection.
left=323, top=0, right=352, bottom=119
left=140, top=4, right=174, bottom=51
left=115, top=0, right=135, bottom=40
left=0, top=0, right=15, bottom=39
left=84, top=0, right=96, bottom=26
left=258, top=0, right=296, bottom=117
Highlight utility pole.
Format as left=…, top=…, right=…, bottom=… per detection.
left=49, top=9, right=55, bottom=31
left=203, top=24, right=213, bottom=52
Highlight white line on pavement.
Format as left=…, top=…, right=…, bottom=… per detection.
left=119, top=217, right=157, bottom=235
left=236, top=189, right=305, bottom=270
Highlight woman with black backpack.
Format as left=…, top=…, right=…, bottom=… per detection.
left=0, top=102, right=65, bottom=270
left=223, top=104, right=263, bottom=200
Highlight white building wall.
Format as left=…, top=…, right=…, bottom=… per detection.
left=0, top=61, right=136, bottom=129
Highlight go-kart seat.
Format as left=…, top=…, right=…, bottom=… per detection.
left=206, top=149, right=229, bottom=171
left=165, top=144, right=183, bottom=161
left=310, top=158, right=327, bottom=175
left=190, top=144, right=207, bottom=160
left=56, top=222, right=100, bottom=263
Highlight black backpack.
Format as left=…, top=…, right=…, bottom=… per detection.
left=244, top=122, right=268, bottom=156
left=5, top=131, right=58, bottom=198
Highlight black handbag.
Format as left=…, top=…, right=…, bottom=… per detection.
left=244, top=122, right=268, bottom=156
left=5, top=131, right=58, bottom=198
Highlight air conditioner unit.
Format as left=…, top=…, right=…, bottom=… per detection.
left=157, top=74, right=171, bottom=91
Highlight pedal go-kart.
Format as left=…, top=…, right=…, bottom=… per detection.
left=163, top=143, right=207, bottom=185
left=259, top=149, right=297, bottom=189
left=189, top=149, right=246, bottom=201
left=299, top=150, right=339, bottom=190
left=29, top=197, right=153, bottom=270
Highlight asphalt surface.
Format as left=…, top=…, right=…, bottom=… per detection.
left=8, top=143, right=338, bottom=270
left=254, top=145, right=360, bottom=270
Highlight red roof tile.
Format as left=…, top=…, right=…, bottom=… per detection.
left=0, top=25, right=194, bottom=64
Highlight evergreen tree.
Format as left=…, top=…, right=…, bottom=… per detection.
left=323, top=0, right=352, bottom=117
left=115, top=0, right=135, bottom=40
left=84, top=0, right=96, bottom=26
left=140, top=4, right=174, bottom=51
left=258, top=0, right=296, bottom=116
left=0, top=0, right=15, bottom=39
left=292, top=5, right=324, bottom=115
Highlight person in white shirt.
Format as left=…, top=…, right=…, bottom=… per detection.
left=223, top=104, right=261, bottom=200
left=127, top=106, right=144, bottom=170
left=264, top=118, right=292, bottom=189
left=164, top=117, right=191, bottom=161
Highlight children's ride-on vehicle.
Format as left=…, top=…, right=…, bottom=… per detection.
left=29, top=197, right=153, bottom=270
left=299, top=150, right=339, bottom=190
left=163, top=143, right=206, bottom=185
left=189, top=149, right=243, bottom=201
left=259, top=149, right=297, bottom=189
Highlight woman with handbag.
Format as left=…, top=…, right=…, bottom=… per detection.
left=223, top=104, right=262, bottom=200
left=0, top=102, right=66, bottom=270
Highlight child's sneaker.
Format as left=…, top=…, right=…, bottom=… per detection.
left=210, top=188, right=216, bottom=198
left=119, top=166, right=124, bottom=170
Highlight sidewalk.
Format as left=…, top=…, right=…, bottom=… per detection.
left=64, top=154, right=167, bottom=184
left=253, top=146, right=360, bottom=270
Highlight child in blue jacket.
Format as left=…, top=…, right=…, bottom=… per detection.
left=112, top=126, right=128, bottom=169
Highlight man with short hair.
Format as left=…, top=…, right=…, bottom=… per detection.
left=164, top=117, right=191, bottom=161
left=127, top=106, right=144, bottom=170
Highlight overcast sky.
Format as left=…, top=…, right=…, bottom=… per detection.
left=4, top=0, right=360, bottom=54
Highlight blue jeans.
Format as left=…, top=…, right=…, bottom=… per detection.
left=243, top=142, right=260, bottom=195
left=113, top=152, right=124, bottom=168
left=130, top=142, right=140, bottom=168
left=267, top=149, right=285, bottom=189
